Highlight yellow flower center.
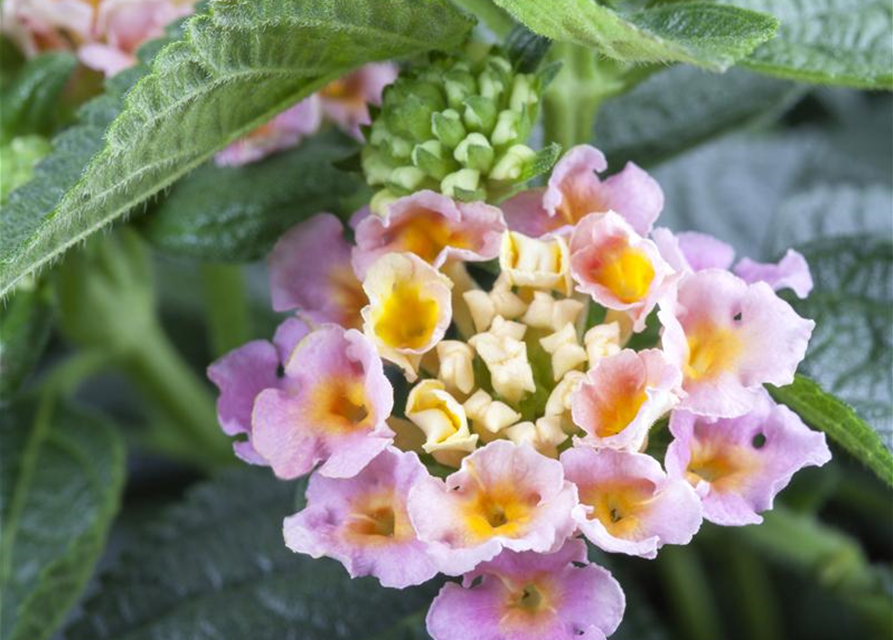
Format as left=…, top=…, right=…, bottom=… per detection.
left=591, top=245, right=655, bottom=304
left=582, top=478, right=655, bottom=538
left=462, top=482, right=537, bottom=541
left=345, top=492, right=413, bottom=545
left=383, top=211, right=470, bottom=265
left=310, top=376, right=372, bottom=431
left=686, top=440, right=759, bottom=492
left=684, top=324, right=743, bottom=381
left=595, top=389, right=648, bottom=438
left=373, top=281, right=439, bottom=350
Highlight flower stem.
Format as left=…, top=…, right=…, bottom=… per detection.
left=123, top=322, right=233, bottom=467
left=200, top=262, right=252, bottom=358
left=451, top=0, right=514, bottom=37
left=657, top=545, right=724, bottom=640
left=725, top=537, right=784, bottom=640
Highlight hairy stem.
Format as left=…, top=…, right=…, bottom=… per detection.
left=657, top=545, right=724, bottom=640
left=200, top=262, right=252, bottom=358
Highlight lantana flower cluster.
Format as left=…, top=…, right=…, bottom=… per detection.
left=209, top=50, right=831, bottom=640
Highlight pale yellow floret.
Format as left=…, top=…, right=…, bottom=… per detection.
left=545, top=369, right=586, bottom=434
left=503, top=416, right=568, bottom=458
left=584, top=322, right=622, bottom=368
left=540, top=323, right=589, bottom=381
left=469, top=320, right=536, bottom=404
left=437, top=340, right=476, bottom=396
left=463, top=389, right=522, bottom=436
left=361, top=253, right=453, bottom=381
left=441, top=262, right=478, bottom=338
left=521, top=291, right=585, bottom=332
left=463, top=289, right=496, bottom=333
left=499, top=231, right=571, bottom=294
left=406, top=380, right=478, bottom=467
left=489, top=275, right=528, bottom=320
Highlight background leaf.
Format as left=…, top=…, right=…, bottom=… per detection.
left=67, top=468, right=438, bottom=640
left=770, top=376, right=893, bottom=487
left=0, top=399, right=125, bottom=640
left=141, top=130, right=363, bottom=261
left=0, top=51, right=77, bottom=142
left=491, top=0, right=778, bottom=70
left=595, top=66, right=803, bottom=168
left=780, top=235, right=893, bottom=451
left=0, top=0, right=474, bottom=297
left=0, top=283, right=53, bottom=403
left=722, top=0, right=893, bottom=89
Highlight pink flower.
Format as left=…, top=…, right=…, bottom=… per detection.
left=652, top=228, right=813, bottom=299
left=561, top=448, right=702, bottom=559
left=352, top=190, right=506, bottom=279
left=570, top=212, right=675, bottom=331
left=214, top=99, right=323, bottom=167
left=502, top=145, right=663, bottom=237
left=318, top=63, right=398, bottom=140
left=268, top=213, right=365, bottom=329
left=284, top=447, right=438, bottom=588
left=426, top=538, right=625, bottom=640
left=251, top=325, right=394, bottom=479
left=666, top=392, right=831, bottom=526
left=2, top=0, right=195, bottom=75
left=658, top=269, right=814, bottom=418
left=571, top=349, right=682, bottom=452
left=207, top=317, right=308, bottom=464
left=407, top=440, right=578, bottom=576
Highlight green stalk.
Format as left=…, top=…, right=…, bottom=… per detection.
left=200, top=262, right=252, bottom=358
left=657, top=545, right=724, bottom=640
left=726, top=538, right=784, bottom=640
left=450, top=0, right=514, bottom=37
left=124, top=321, right=233, bottom=467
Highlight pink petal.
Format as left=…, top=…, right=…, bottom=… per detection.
left=734, top=249, right=814, bottom=299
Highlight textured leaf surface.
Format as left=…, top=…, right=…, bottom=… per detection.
left=491, top=0, right=777, bottom=70
left=141, top=131, right=363, bottom=261
left=67, top=468, right=437, bottom=640
left=0, top=51, right=77, bottom=141
left=723, top=0, right=893, bottom=89
left=0, top=0, right=474, bottom=297
left=782, top=236, right=893, bottom=455
left=0, top=283, right=53, bottom=403
left=770, top=376, right=893, bottom=487
left=0, top=400, right=125, bottom=640
left=596, top=66, right=802, bottom=168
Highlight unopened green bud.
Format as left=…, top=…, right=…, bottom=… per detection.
left=370, top=189, right=399, bottom=216
left=454, top=133, right=494, bottom=172
left=388, top=96, right=438, bottom=141
left=490, top=144, right=536, bottom=182
left=432, top=109, right=466, bottom=148
left=362, top=148, right=395, bottom=186
left=441, top=168, right=481, bottom=198
left=491, top=110, right=521, bottom=147
left=444, top=69, right=477, bottom=110
left=463, top=96, right=497, bottom=134
left=412, top=140, right=457, bottom=180
left=509, top=74, right=538, bottom=113
left=388, top=166, right=428, bottom=194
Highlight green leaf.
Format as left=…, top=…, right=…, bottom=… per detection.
left=67, top=468, right=438, bottom=640
left=0, top=399, right=126, bottom=640
left=777, top=236, right=893, bottom=461
left=0, top=51, right=77, bottom=142
left=0, top=136, right=52, bottom=204
left=490, top=0, right=778, bottom=70
left=721, top=0, right=893, bottom=89
left=0, top=0, right=474, bottom=298
left=0, top=282, right=53, bottom=403
left=771, top=376, right=892, bottom=487
left=595, top=66, right=803, bottom=168
left=141, top=131, right=364, bottom=261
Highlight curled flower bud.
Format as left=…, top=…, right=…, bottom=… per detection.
left=584, top=322, right=622, bottom=367
left=469, top=318, right=536, bottom=404
left=539, top=323, right=588, bottom=381
left=406, top=380, right=478, bottom=467
left=521, top=291, right=585, bottom=332
left=500, top=231, right=571, bottom=294
left=437, top=340, right=476, bottom=396
left=362, top=252, right=453, bottom=380
left=504, top=416, right=568, bottom=458
left=464, top=389, right=521, bottom=440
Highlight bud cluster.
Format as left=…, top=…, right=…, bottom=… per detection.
left=362, top=43, right=553, bottom=211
